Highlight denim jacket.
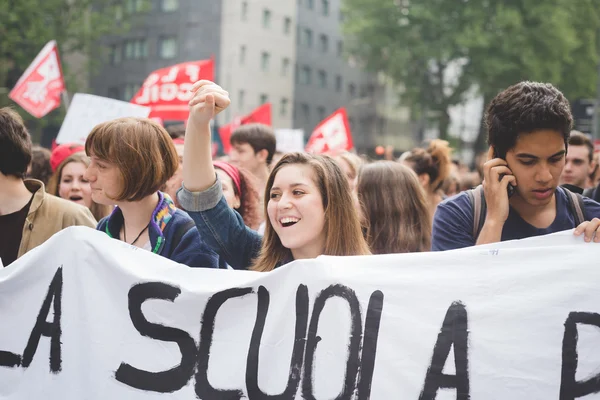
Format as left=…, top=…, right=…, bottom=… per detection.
left=97, top=192, right=219, bottom=268
left=177, top=177, right=263, bottom=270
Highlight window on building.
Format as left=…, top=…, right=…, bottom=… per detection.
left=307, top=0, right=314, bottom=10
left=263, top=9, right=271, bottom=28
left=240, top=45, right=246, bottom=64
left=161, top=0, right=178, bottom=11
left=319, top=34, right=328, bottom=53
left=321, top=0, right=329, bottom=16
left=318, top=70, right=327, bottom=88
left=337, top=40, right=343, bottom=57
left=125, top=0, right=147, bottom=13
left=301, top=103, right=310, bottom=120
left=317, top=106, right=326, bottom=122
left=123, top=83, right=141, bottom=101
left=109, top=44, right=122, bottom=65
left=284, top=17, right=292, bottom=34
left=260, top=93, right=269, bottom=105
left=282, top=57, right=290, bottom=76
left=159, top=37, right=178, bottom=59
left=301, top=66, right=312, bottom=85
left=348, top=83, right=356, bottom=97
left=295, top=63, right=299, bottom=83
left=280, top=98, right=289, bottom=117
left=297, top=26, right=302, bottom=45
left=124, top=39, right=147, bottom=60
left=261, top=51, right=271, bottom=71
left=335, top=75, right=342, bottom=92
left=304, top=29, right=313, bottom=48
left=108, top=87, right=120, bottom=99
left=238, top=90, right=245, bottom=110
left=241, top=1, right=248, bottom=20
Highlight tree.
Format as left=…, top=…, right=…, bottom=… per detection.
left=342, top=0, right=600, bottom=149
left=0, top=0, right=126, bottom=142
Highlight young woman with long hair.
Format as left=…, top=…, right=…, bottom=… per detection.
left=83, top=117, right=219, bottom=268
left=47, top=152, right=112, bottom=221
left=176, top=80, right=370, bottom=271
left=358, top=161, right=431, bottom=253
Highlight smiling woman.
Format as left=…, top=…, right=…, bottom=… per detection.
left=47, top=152, right=112, bottom=221
left=176, top=81, right=370, bottom=271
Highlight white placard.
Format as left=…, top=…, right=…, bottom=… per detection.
left=56, top=94, right=151, bottom=145
left=1, top=227, right=600, bottom=399
left=275, top=129, right=305, bottom=153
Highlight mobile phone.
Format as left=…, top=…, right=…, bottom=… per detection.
left=493, top=149, right=515, bottom=198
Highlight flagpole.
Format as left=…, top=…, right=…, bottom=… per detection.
left=62, top=90, right=70, bottom=111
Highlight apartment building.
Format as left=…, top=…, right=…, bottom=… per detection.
left=91, top=0, right=413, bottom=152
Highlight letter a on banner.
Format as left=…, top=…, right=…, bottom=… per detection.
left=305, top=108, right=353, bottom=154
left=9, top=41, right=66, bottom=118
left=131, top=59, right=214, bottom=122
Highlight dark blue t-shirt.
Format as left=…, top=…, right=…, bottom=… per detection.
left=431, top=187, right=600, bottom=251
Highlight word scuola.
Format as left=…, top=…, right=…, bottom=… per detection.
left=0, top=266, right=597, bottom=400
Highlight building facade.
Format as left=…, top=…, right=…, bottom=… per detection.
left=90, top=0, right=414, bottom=152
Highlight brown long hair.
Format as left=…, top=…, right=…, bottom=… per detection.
left=358, top=161, right=431, bottom=253
left=214, top=163, right=262, bottom=230
left=405, top=139, right=452, bottom=191
left=251, top=152, right=370, bottom=271
left=47, top=152, right=112, bottom=221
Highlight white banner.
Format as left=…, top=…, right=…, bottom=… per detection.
left=275, top=129, right=305, bottom=153
left=56, top=94, right=151, bottom=145
left=1, top=227, right=600, bottom=399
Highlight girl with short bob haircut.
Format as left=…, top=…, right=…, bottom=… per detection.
left=83, top=117, right=219, bottom=268
left=177, top=80, right=370, bottom=271
left=47, top=152, right=112, bottom=221
left=358, top=161, right=431, bottom=254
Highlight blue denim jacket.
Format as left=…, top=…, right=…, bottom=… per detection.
left=177, top=177, right=263, bottom=270
left=97, top=192, right=219, bottom=268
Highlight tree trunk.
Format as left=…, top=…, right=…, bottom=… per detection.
left=438, top=109, right=451, bottom=141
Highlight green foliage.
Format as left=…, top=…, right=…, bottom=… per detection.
left=342, top=0, right=600, bottom=143
left=0, top=0, right=126, bottom=137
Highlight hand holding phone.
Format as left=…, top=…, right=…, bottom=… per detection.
left=482, top=147, right=518, bottom=224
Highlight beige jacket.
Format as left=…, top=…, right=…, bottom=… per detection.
left=17, top=179, right=97, bottom=258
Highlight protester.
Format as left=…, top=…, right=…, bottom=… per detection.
left=177, top=80, right=370, bottom=271
left=335, top=151, right=363, bottom=193
left=47, top=152, right=112, bottom=221
left=27, top=145, right=52, bottom=186
left=0, top=108, right=96, bottom=266
left=358, top=161, right=431, bottom=253
left=228, top=123, right=276, bottom=207
left=213, top=161, right=261, bottom=230
left=83, top=117, right=219, bottom=268
left=402, top=139, right=452, bottom=220
left=432, top=82, right=600, bottom=251
left=50, top=142, right=84, bottom=172
left=560, top=131, right=595, bottom=190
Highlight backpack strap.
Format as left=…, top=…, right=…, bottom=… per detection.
left=563, top=187, right=586, bottom=226
left=467, top=185, right=487, bottom=240
left=583, top=187, right=594, bottom=198
left=168, top=219, right=196, bottom=258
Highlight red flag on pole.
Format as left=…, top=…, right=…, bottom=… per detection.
left=9, top=40, right=66, bottom=118
left=305, top=108, right=353, bottom=154
left=219, top=103, right=272, bottom=153
left=131, top=59, right=214, bottom=121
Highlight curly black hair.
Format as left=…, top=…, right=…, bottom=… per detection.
left=486, top=81, right=573, bottom=159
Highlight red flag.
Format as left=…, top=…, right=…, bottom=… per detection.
left=131, top=59, right=214, bottom=121
left=305, top=108, right=353, bottom=154
left=219, top=103, right=272, bottom=153
left=9, top=41, right=65, bottom=118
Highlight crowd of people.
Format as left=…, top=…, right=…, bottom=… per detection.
left=2, top=80, right=600, bottom=269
